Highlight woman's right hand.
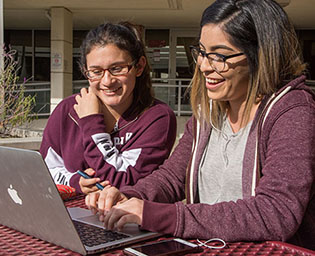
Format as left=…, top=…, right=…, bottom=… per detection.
left=85, top=185, right=128, bottom=218
left=74, top=87, right=100, bottom=119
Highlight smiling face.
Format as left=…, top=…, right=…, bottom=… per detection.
left=86, top=44, right=144, bottom=115
left=199, top=23, right=250, bottom=108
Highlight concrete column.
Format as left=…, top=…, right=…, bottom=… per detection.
left=168, top=29, right=177, bottom=112
left=50, top=7, right=73, bottom=113
left=0, top=0, right=3, bottom=67
left=0, top=0, right=4, bottom=111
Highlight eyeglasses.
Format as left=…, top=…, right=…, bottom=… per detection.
left=85, top=63, right=135, bottom=81
left=190, top=46, right=244, bottom=72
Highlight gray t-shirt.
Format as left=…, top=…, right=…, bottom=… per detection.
left=198, top=117, right=252, bottom=205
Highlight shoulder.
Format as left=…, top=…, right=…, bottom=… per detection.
left=51, top=94, right=77, bottom=114
left=278, top=76, right=315, bottom=108
left=147, top=99, right=176, bottom=116
left=133, top=99, right=177, bottom=133
left=48, top=94, right=78, bottom=122
left=54, top=94, right=77, bottom=109
left=262, top=77, right=315, bottom=120
left=141, top=99, right=176, bottom=121
left=270, top=85, right=315, bottom=118
left=281, top=81, right=314, bottom=105
left=259, top=80, right=315, bottom=136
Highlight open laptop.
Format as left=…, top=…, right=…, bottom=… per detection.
left=0, top=146, right=160, bottom=255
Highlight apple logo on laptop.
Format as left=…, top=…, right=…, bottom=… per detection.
left=7, top=184, right=22, bottom=205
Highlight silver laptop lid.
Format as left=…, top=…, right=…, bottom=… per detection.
left=0, top=146, right=87, bottom=255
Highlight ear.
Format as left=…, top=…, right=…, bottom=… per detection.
left=135, top=56, right=146, bottom=77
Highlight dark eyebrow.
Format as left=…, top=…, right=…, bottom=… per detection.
left=199, top=41, right=235, bottom=52
left=88, top=65, right=102, bottom=69
left=88, top=62, right=128, bottom=69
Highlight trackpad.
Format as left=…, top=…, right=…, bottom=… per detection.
left=78, top=214, right=104, bottom=227
left=68, top=207, right=145, bottom=235
left=78, top=215, right=145, bottom=235
left=68, top=207, right=103, bottom=226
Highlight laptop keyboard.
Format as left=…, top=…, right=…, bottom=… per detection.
left=73, top=220, right=130, bottom=247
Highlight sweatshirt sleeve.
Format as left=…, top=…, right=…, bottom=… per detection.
left=120, top=117, right=194, bottom=202
left=124, top=99, right=315, bottom=243
left=39, top=100, right=76, bottom=186
left=120, top=117, right=194, bottom=234
left=70, top=103, right=177, bottom=192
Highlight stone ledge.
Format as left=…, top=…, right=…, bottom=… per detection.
left=0, top=137, right=42, bottom=151
left=0, top=119, right=45, bottom=151
left=10, top=127, right=43, bottom=138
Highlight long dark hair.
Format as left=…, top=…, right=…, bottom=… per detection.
left=190, top=0, right=306, bottom=126
left=79, top=21, right=154, bottom=116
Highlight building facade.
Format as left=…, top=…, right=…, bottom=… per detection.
left=3, top=0, right=315, bottom=116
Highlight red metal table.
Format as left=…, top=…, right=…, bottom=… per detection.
left=1, top=195, right=314, bottom=256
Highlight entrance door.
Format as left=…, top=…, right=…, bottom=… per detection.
left=169, top=30, right=199, bottom=115
left=144, top=28, right=199, bottom=115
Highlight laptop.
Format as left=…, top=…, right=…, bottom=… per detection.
left=0, top=146, right=160, bottom=255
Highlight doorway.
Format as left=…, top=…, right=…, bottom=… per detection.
left=169, top=29, right=199, bottom=115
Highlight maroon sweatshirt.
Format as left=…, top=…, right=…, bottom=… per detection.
left=40, top=96, right=176, bottom=194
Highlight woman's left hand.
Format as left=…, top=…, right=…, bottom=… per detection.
left=79, top=168, right=110, bottom=194
left=103, top=197, right=144, bottom=231
left=74, top=87, right=100, bottom=118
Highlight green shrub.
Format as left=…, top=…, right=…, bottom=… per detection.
left=0, top=47, right=36, bottom=137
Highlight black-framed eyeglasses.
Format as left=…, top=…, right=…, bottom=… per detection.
left=190, top=46, right=244, bottom=72
left=85, top=62, right=135, bottom=81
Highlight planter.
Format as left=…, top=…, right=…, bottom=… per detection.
left=0, top=119, right=46, bottom=151
left=0, top=136, right=42, bottom=151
